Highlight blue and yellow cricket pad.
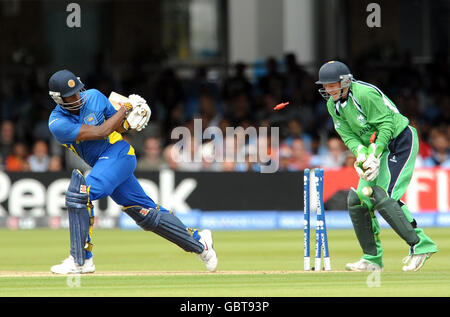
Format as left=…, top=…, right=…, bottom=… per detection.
left=66, top=169, right=94, bottom=266
left=123, top=205, right=204, bottom=254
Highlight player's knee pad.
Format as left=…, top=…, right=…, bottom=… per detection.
left=370, top=185, right=419, bottom=246
left=347, top=188, right=377, bottom=256
left=66, top=169, right=94, bottom=266
left=123, top=206, right=204, bottom=254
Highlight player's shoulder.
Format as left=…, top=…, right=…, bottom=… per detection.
left=83, top=88, right=110, bottom=109
left=48, top=106, right=70, bottom=131
left=49, top=105, right=67, bottom=121
left=325, top=98, right=335, bottom=112
left=350, top=80, right=382, bottom=101
left=84, top=88, right=106, bottom=99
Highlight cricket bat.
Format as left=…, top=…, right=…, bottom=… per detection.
left=108, top=91, right=129, bottom=111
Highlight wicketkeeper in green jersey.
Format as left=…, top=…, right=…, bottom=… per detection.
left=316, top=61, right=438, bottom=272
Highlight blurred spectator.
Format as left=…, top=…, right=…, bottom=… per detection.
left=286, top=138, right=310, bottom=171
left=5, top=142, right=30, bottom=171
left=1, top=81, right=22, bottom=120
left=222, top=62, right=253, bottom=101
left=221, top=135, right=239, bottom=171
left=257, top=56, right=285, bottom=99
left=197, top=93, right=222, bottom=128
left=137, top=137, right=165, bottom=171
left=32, top=108, right=53, bottom=143
left=234, top=146, right=259, bottom=172
left=226, top=92, right=252, bottom=126
left=175, top=136, right=202, bottom=171
left=312, top=136, right=346, bottom=168
left=85, top=53, right=116, bottom=95
left=49, top=155, right=63, bottom=172
left=283, top=52, right=311, bottom=97
left=201, top=144, right=223, bottom=172
left=154, top=67, right=185, bottom=134
left=423, top=128, right=450, bottom=168
left=162, top=144, right=180, bottom=170
left=185, top=66, right=221, bottom=119
left=28, top=140, right=50, bottom=172
left=0, top=120, right=15, bottom=159
left=344, top=151, right=356, bottom=168
left=410, top=118, right=433, bottom=159
left=279, top=142, right=292, bottom=171
left=308, top=132, right=327, bottom=166
left=282, top=118, right=312, bottom=150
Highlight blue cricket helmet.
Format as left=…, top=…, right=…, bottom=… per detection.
left=48, top=69, right=86, bottom=110
left=315, top=61, right=353, bottom=101
left=315, top=61, right=352, bottom=84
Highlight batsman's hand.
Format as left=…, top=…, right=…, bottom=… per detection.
left=128, top=94, right=147, bottom=109
left=126, top=102, right=151, bottom=131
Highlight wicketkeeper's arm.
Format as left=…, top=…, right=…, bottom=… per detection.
left=329, top=110, right=363, bottom=156
left=362, top=90, right=395, bottom=152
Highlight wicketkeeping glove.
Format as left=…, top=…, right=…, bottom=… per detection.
left=362, top=143, right=383, bottom=181
left=353, top=144, right=369, bottom=179
left=355, top=144, right=368, bottom=165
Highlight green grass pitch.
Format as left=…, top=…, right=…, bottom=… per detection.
left=0, top=228, right=449, bottom=297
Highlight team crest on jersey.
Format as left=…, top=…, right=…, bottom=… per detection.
left=84, top=113, right=99, bottom=126
left=68, top=79, right=76, bottom=88
left=357, top=114, right=367, bottom=126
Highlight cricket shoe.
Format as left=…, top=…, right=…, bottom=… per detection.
left=345, top=259, right=383, bottom=272
left=197, top=230, right=218, bottom=272
left=402, top=252, right=433, bottom=272
left=50, top=255, right=96, bottom=274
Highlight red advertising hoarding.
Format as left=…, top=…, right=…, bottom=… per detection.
left=323, top=168, right=450, bottom=213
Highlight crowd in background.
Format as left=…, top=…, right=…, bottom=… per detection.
left=0, top=52, right=449, bottom=173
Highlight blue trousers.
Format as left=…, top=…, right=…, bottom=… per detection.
left=84, top=141, right=169, bottom=258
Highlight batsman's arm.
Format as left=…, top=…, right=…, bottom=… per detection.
left=76, top=106, right=128, bottom=141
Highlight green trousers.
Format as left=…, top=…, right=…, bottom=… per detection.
left=354, top=126, right=438, bottom=267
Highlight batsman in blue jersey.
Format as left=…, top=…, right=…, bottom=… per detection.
left=48, top=70, right=217, bottom=274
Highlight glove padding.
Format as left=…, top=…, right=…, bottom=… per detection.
left=126, top=103, right=151, bottom=131
left=362, top=156, right=380, bottom=181
left=354, top=161, right=366, bottom=179
left=355, top=144, right=368, bottom=164
left=128, top=94, right=147, bottom=109
left=354, top=144, right=368, bottom=179
left=362, top=144, right=382, bottom=181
